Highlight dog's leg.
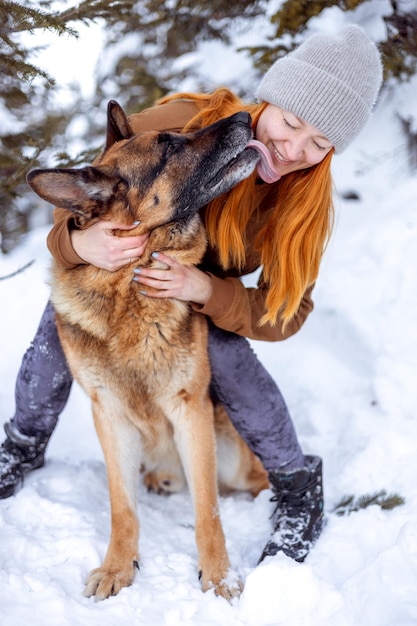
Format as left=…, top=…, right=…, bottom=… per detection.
left=166, top=391, right=241, bottom=601
left=214, top=403, right=269, bottom=497
left=142, top=427, right=186, bottom=495
left=84, top=393, right=142, bottom=601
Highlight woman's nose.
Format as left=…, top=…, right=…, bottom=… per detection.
left=286, top=135, right=307, bottom=160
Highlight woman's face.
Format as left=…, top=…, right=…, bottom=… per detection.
left=255, top=104, right=333, bottom=178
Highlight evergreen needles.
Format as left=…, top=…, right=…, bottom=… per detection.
left=333, top=490, right=405, bottom=516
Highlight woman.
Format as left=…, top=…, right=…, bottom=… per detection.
left=0, top=25, right=382, bottom=564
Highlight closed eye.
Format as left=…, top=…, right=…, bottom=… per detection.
left=283, top=117, right=296, bottom=130
left=313, top=141, right=328, bottom=151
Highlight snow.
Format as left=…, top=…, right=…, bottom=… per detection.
left=1, top=5, right=417, bottom=626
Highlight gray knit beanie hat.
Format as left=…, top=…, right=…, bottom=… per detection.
left=255, top=25, right=383, bottom=153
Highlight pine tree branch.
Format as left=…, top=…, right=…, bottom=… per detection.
left=332, top=490, right=405, bottom=516
left=56, top=0, right=136, bottom=25
left=0, top=260, right=35, bottom=281
left=0, top=53, right=54, bottom=84
left=1, top=1, right=78, bottom=36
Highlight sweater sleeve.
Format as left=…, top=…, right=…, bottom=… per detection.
left=191, top=274, right=315, bottom=342
left=47, top=208, right=86, bottom=268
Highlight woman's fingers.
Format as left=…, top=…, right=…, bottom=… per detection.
left=71, top=220, right=149, bottom=270
left=132, top=253, right=213, bottom=304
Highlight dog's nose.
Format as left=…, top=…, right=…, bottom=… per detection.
left=233, top=111, right=251, bottom=126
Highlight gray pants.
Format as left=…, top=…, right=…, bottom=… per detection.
left=12, top=301, right=304, bottom=471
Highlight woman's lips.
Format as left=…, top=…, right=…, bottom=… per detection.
left=272, top=146, right=293, bottom=165
left=246, top=139, right=281, bottom=183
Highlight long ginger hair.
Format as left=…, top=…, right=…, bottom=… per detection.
left=158, top=88, right=334, bottom=330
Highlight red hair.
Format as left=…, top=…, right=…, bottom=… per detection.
left=158, top=88, right=334, bottom=329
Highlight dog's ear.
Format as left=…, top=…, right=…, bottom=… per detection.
left=105, top=100, right=134, bottom=151
left=26, top=166, right=123, bottom=219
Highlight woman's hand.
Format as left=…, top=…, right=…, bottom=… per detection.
left=71, top=221, right=149, bottom=271
left=132, top=251, right=213, bottom=305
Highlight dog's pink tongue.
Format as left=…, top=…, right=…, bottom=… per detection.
left=246, top=139, right=281, bottom=183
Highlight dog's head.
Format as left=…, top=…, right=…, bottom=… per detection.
left=26, top=100, right=260, bottom=232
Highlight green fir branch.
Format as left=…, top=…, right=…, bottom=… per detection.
left=1, top=1, right=78, bottom=36
left=333, top=490, right=405, bottom=516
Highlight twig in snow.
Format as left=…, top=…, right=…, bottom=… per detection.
left=0, top=260, right=35, bottom=281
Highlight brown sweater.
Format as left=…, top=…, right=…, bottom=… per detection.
left=47, top=99, right=314, bottom=342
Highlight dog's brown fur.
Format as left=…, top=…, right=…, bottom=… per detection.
left=27, top=101, right=268, bottom=601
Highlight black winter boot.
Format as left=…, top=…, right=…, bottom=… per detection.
left=0, top=421, right=49, bottom=499
left=259, top=455, right=324, bottom=563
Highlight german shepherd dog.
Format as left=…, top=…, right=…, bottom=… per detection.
left=27, top=101, right=268, bottom=601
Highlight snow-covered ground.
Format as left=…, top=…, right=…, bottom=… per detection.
left=1, top=3, right=417, bottom=625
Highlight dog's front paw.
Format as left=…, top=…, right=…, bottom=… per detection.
left=84, top=560, right=139, bottom=600
left=199, top=568, right=243, bottom=602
